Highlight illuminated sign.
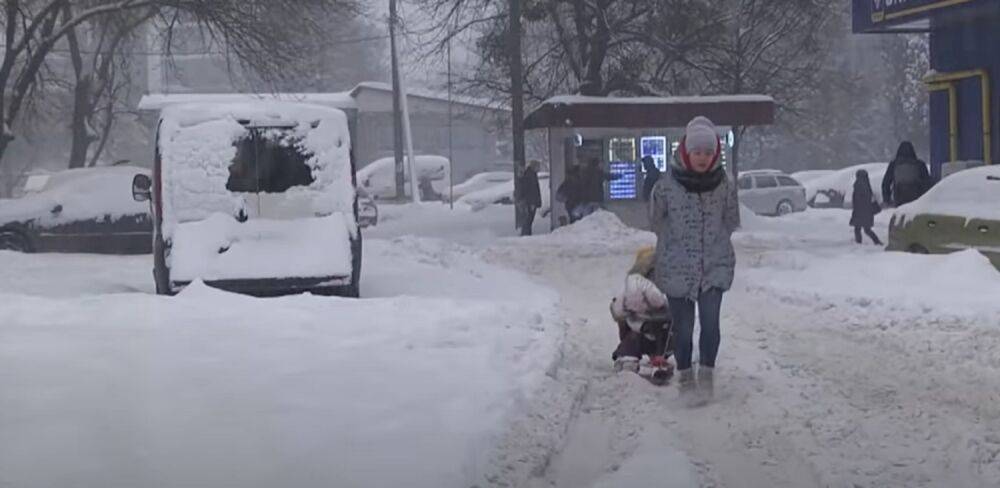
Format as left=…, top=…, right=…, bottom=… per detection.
left=608, top=162, right=638, bottom=200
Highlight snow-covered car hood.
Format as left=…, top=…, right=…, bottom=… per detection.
left=893, top=165, right=1000, bottom=224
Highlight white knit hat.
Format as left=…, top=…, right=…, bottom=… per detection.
left=684, top=117, right=719, bottom=153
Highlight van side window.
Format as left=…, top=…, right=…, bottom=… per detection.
left=738, top=176, right=753, bottom=190
left=227, top=129, right=315, bottom=193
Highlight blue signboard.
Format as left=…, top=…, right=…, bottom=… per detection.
left=608, top=162, right=638, bottom=200
left=854, top=0, right=990, bottom=31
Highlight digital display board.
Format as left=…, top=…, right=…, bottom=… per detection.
left=608, top=162, right=638, bottom=200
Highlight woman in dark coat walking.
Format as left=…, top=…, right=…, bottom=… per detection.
left=850, top=169, right=882, bottom=245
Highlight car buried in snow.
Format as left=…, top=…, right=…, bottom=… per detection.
left=804, top=163, right=889, bottom=209
left=133, top=102, right=362, bottom=297
left=887, top=165, right=1000, bottom=270
left=0, top=165, right=152, bottom=254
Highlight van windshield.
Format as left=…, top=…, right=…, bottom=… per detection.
left=226, top=128, right=315, bottom=194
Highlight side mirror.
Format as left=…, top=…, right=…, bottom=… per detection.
left=132, top=174, right=152, bottom=202
left=51, top=204, right=63, bottom=215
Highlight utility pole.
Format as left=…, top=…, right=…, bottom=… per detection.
left=509, top=0, right=525, bottom=232
left=389, top=0, right=405, bottom=200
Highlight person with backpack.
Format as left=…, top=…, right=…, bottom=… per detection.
left=649, top=116, right=738, bottom=406
left=850, top=169, right=883, bottom=245
left=882, top=141, right=932, bottom=207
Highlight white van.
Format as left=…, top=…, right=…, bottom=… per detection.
left=132, top=102, right=361, bottom=297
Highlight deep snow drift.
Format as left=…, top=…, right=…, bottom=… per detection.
left=0, top=230, right=561, bottom=488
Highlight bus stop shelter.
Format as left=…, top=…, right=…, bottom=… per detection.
left=524, top=95, right=775, bottom=230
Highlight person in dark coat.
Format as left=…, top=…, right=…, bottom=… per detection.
left=851, top=169, right=882, bottom=245
left=577, top=158, right=620, bottom=218
left=882, top=141, right=932, bottom=207
left=556, top=166, right=584, bottom=223
left=641, top=156, right=661, bottom=201
left=517, top=160, right=543, bottom=236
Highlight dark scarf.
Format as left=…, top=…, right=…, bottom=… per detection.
left=671, top=166, right=725, bottom=193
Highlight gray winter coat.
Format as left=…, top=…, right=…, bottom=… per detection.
left=649, top=169, right=739, bottom=301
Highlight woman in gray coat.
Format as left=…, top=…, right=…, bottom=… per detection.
left=649, top=116, right=739, bottom=405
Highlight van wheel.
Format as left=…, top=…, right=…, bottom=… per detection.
left=776, top=200, right=794, bottom=216
left=0, top=231, right=32, bottom=252
left=908, top=244, right=930, bottom=254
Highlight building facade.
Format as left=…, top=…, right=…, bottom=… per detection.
left=138, top=84, right=510, bottom=183
left=853, top=0, right=1000, bottom=177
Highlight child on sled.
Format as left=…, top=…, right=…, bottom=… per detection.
left=609, top=246, right=674, bottom=383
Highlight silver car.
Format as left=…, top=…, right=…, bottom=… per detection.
left=737, top=171, right=808, bottom=216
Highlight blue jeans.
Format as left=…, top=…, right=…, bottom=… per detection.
left=667, top=288, right=724, bottom=370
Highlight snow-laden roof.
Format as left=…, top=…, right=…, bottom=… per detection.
left=525, top=93, right=775, bottom=129
left=139, top=82, right=509, bottom=113
left=895, top=165, right=1000, bottom=222
left=543, top=94, right=775, bottom=105
left=351, top=82, right=508, bottom=111
left=139, top=92, right=356, bottom=111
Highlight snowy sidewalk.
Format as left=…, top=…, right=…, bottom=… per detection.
left=0, top=233, right=563, bottom=488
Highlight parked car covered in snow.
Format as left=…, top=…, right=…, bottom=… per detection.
left=133, top=102, right=361, bottom=297
left=805, top=163, right=889, bottom=209
left=457, top=172, right=550, bottom=214
left=0, top=166, right=152, bottom=254
left=736, top=170, right=807, bottom=216
left=356, top=155, right=450, bottom=201
left=448, top=171, right=514, bottom=202
left=887, top=165, right=1000, bottom=269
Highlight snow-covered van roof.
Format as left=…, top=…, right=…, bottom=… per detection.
left=157, top=102, right=354, bottom=236
left=139, top=92, right=357, bottom=111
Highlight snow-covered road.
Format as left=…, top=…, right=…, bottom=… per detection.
left=470, top=209, right=1000, bottom=487
left=2, top=203, right=999, bottom=487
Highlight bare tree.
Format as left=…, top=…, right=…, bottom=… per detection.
left=675, top=0, right=837, bottom=174
left=64, top=7, right=153, bottom=168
